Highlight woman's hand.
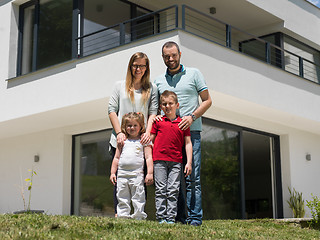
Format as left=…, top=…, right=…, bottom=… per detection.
left=110, top=173, right=117, bottom=185
left=116, top=132, right=126, bottom=148
left=140, top=132, right=151, bottom=145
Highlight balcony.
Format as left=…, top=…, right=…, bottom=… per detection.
left=76, top=5, right=320, bottom=85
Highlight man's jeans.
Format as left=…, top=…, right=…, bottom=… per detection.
left=176, top=131, right=203, bottom=225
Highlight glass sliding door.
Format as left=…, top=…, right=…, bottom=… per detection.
left=201, top=121, right=241, bottom=219
left=73, top=130, right=114, bottom=216
left=72, top=121, right=283, bottom=219
left=81, top=0, right=131, bottom=56
left=131, top=6, right=156, bottom=41
left=72, top=129, right=156, bottom=218
left=79, top=0, right=154, bottom=56
left=243, top=131, right=273, bottom=219
left=201, top=119, right=283, bottom=219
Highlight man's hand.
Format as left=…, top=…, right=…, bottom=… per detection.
left=110, top=173, right=117, bottom=185
left=184, top=163, right=192, bottom=177
left=145, top=173, right=154, bottom=186
left=178, top=115, right=193, bottom=130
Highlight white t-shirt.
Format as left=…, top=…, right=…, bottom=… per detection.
left=117, top=139, right=151, bottom=177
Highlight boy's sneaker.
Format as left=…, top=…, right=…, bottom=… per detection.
left=158, top=219, right=167, bottom=224
left=166, top=220, right=175, bottom=224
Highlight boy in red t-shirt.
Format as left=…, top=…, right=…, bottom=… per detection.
left=150, top=90, right=193, bottom=224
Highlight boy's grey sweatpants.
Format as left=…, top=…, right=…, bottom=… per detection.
left=154, top=160, right=181, bottom=222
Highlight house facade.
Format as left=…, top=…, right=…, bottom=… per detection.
left=0, top=0, right=319, bottom=220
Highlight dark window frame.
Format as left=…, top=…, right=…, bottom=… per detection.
left=202, top=117, right=283, bottom=219
left=70, top=119, right=283, bottom=219
left=17, top=0, right=38, bottom=76
left=17, top=0, right=75, bottom=76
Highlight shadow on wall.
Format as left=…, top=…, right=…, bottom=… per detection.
left=179, top=32, right=320, bottom=96
left=6, top=61, right=77, bottom=88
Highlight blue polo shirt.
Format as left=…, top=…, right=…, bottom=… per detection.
left=154, top=65, right=208, bottom=131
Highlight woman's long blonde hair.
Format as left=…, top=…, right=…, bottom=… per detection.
left=125, top=52, right=151, bottom=106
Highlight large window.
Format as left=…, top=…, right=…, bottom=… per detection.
left=18, top=0, right=73, bottom=75
left=72, top=120, right=283, bottom=219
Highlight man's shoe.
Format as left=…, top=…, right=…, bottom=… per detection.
left=190, top=221, right=201, bottom=226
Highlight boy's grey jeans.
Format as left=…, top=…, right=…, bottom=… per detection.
left=154, top=160, right=181, bottom=222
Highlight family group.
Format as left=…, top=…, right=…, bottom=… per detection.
left=108, top=41, right=212, bottom=226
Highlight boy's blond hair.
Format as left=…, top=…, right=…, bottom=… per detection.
left=160, top=90, right=178, bottom=104
left=121, top=112, right=146, bottom=138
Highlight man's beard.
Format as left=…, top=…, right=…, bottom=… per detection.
left=166, top=60, right=180, bottom=70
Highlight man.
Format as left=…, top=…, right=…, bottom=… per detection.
left=154, top=41, right=212, bottom=226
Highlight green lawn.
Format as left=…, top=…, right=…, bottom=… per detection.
left=1, top=214, right=320, bottom=239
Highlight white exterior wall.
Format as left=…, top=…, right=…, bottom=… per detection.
left=0, top=129, right=68, bottom=214
left=0, top=119, right=107, bottom=214
left=248, top=0, right=320, bottom=49
left=0, top=0, right=320, bottom=217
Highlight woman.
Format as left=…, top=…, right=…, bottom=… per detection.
left=108, top=52, right=158, bottom=215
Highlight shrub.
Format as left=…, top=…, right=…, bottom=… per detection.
left=287, top=187, right=305, bottom=218
left=306, top=194, right=320, bottom=227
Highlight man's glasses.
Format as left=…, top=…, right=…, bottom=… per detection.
left=131, top=64, right=147, bottom=69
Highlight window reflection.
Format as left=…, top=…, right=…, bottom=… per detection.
left=201, top=124, right=241, bottom=219
left=73, top=130, right=114, bottom=216
left=37, top=0, right=72, bottom=69
left=19, top=0, right=72, bottom=75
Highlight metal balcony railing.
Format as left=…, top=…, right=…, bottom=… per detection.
left=76, top=5, right=177, bottom=57
left=75, top=5, right=320, bottom=85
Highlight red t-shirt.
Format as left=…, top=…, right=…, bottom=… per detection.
left=151, top=116, right=191, bottom=163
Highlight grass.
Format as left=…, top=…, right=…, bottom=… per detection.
left=1, top=214, right=320, bottom=240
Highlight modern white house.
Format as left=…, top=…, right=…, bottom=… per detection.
left=0, top=0, right=319, bottom=220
